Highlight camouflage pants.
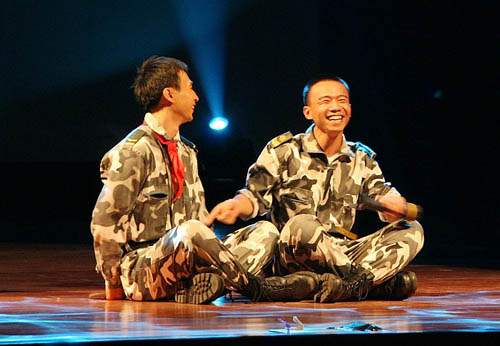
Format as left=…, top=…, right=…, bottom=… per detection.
left=277, top=214, right=424, bottom=284
left=119, top=220, right=249, bottom=301
left=222, top=220, right=280, bottom=278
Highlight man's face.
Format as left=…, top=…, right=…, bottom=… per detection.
left=171, top=70, right=199, bottom=123
left=303, top=80, right=351, bottom=137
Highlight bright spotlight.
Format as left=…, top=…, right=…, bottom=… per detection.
left=209, top=116, right=229, bottom=131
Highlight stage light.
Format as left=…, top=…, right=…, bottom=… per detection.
left=209, top=116, right=228, bottom=131
left=171, top=1, right=247, bottom=136
left=170, top=1, right=228, bottom=127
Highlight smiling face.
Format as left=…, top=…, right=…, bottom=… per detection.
left=303, top=80, right=351, bottom=138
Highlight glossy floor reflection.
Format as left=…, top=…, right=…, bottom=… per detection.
left=1, top=243, right=500, bottom=345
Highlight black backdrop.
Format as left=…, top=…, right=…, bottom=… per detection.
left=1, top=0, right=498, bottom=267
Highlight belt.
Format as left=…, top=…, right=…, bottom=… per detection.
left=329, top=227, right=358, bottom=240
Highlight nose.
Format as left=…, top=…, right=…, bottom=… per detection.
left=193, top=90, right=200, bottom=103
left=328, top=100, right=341, bottom=111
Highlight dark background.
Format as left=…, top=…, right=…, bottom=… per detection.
left=1, top=0, right=498, bottom=267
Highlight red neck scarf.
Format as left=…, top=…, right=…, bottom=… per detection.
left=142, top=121, right=185, bottom=202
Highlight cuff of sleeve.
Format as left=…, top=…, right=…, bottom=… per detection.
left=105, top=278, right=122, bottom=289
left=102, top=265, right=123, bottom=289
left=376, top=188, right=401, bottom=222
left=378, top=211, right=389, bottom=222
left=236, top=189, right=260, bottom=220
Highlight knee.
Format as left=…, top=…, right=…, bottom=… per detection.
left=172, top=219, right=216, bottom=244
left=404, top=220, right=424, bottom=238
left=411, top=220, right=424, bottom=235
left=395, top=220, right=425, bottom=253
left=280, top=214, right=323, bottom=243
left=409, top=220, right=425, bottom=250
left=252, top=220, right=280, bottom=242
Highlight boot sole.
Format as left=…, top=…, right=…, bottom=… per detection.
left=368, top=271, right=418, bottom=300
left=175, top=273, right=225, bottom=304
left=398, top=271, right=418, bottom=299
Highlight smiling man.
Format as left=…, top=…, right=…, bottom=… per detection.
left=208, top=75, right=425, bottom=302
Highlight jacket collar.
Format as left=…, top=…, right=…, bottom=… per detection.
left=144, top=113, right=181, bottom=141
left=302, top=124, right=355, bottom=162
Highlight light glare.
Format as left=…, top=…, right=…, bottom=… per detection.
left=209, top=117, right=228, bottom=131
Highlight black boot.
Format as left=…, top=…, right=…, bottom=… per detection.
left=175, top=273, right=225, bottom=304
left=314, top=269, right=374, bottom=303
left=240, top=271, right=320, bottom=302
left=368, top=271, right=417, bottom=300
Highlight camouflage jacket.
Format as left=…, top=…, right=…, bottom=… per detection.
left=90, top=113, right=209, bottom=286
left=238, top=125, right=399, bottom=233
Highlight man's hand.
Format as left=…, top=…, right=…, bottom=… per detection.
left=376, top=195, right=407, bottom=223
left=105, top=281, right=125, bottom=300
left=205, top=194, right=254, bottom=227
left=206, top=199, right=241, bottom=226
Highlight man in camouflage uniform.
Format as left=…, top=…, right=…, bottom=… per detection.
left=91, top=56, right=320, bottom=304
left=207, top=75, right=424, bottom=302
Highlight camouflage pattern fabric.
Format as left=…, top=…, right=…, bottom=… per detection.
left=222, top=221, right=279, bottom=278
left=120, top=220, right=248, bottom=300
left=238, top=125, right=401, bottom=232
left=237, top=125, right=424, bottom=281
left=90, top=114, right=249, bottom=299
left=277, top=214, right=424, bottom=284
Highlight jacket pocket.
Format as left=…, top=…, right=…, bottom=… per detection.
left=281, top=187, right=313, bottom=204
left=144, top=185, right=169, bottom=200
left=281, top=187, right=314, bottom=215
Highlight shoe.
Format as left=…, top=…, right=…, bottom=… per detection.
left=240, top=271, right=320, bottom=302
left=175, top=273, right=225, bottom=304
left=368, top=271, right=417, bottom=300
left=314, top=270, right=374, bottom=303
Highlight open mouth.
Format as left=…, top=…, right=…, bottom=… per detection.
left=326, top=115, right=343, bottom=121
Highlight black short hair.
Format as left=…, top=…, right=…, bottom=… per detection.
left=302, top=75, right=350, bottom=106
left=132, top=56, right=188, bottom=111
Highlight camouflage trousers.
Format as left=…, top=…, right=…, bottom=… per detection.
left=222, top=220, right=280, bottom=278
left=120, top=220, right=250, bottom=301
left=277, top=214, right=424, bottom=284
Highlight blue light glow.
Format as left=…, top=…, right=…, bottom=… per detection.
left=209, top=117, right=229, bottom=131
left=171, top=1, right=230, bottom=119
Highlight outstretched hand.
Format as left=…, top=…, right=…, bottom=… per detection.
left=204, top=194, right=254, bottom=227
left=205, top=199, right=241, bottom=227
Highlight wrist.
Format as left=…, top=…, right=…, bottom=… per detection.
left=233, top=194, right=253, bottom=218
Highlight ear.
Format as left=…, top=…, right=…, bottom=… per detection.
left=162, top=87, right=175, bottom=104
left=303, top=106, right=312, bottom=120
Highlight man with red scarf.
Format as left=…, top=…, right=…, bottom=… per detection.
left=90, top=56, right=319, bottom=303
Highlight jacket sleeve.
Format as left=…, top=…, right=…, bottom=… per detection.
left=90, top=147, right=146, bottom=287
left=361, top=156, right=400, bottom=222
left=238, top=144, right=283, bottom=220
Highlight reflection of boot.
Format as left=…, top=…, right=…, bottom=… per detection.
left=368, top=271, right=417, bottom=300
left=175, top=273, right=225, bottom=304
left=240, top=271, right=319, bottom=302
left=314, top=268, right=374, bottom=303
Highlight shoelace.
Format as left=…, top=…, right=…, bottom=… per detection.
left=343, top=273, right=372, bottom=301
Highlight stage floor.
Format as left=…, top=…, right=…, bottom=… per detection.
left=1, top=243, right=500, bottom=345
